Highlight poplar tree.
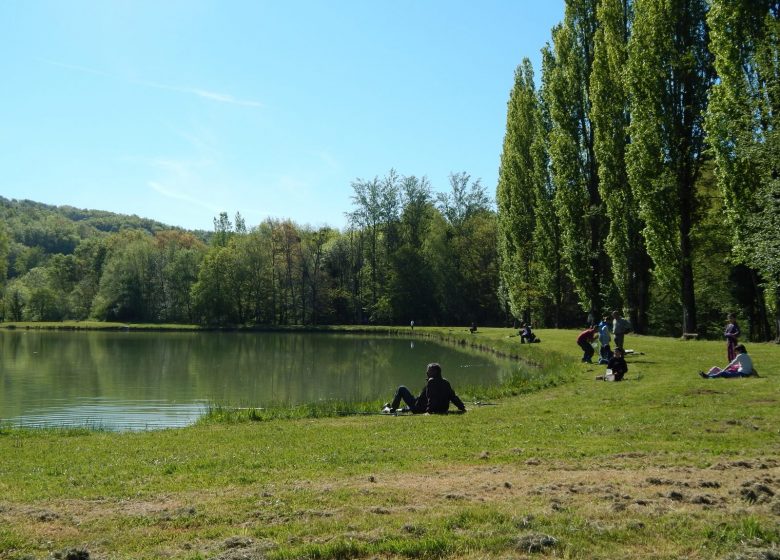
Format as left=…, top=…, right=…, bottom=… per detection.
left=626, top=0, right=714, bottom=335
left=0, top=224, right=8, bottom=290
left=591, top=0, right=651, bottom=332
left=497, top=59, right=541, bottom=322
left=532, top=77, right=568, bottom=327
left=544, top=0, right=610, bottom=320
left=707, top=0, right=780, bottom=340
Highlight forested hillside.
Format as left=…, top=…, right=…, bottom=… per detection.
left=0, top=173, right=508, bottom=328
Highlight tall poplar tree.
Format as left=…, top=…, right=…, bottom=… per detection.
left=591, top=0, right=652, bottom=332
left=626, top=0, right=714, bottom=335
left=544, top=0, right=610, bottom=320
left=532, top=78, right=568, bottom=327
left=707, top=0, right=780, bottom=340
left=497, top=59, right=541, bottom=322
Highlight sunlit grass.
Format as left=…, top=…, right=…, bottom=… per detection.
left=1, top=325, right=778, bottom=559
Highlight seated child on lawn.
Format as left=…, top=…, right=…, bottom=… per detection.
left=595, top=347, right=628, bottom=381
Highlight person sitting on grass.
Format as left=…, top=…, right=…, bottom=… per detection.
left=519, top=323, right=540, bottom=344
left=700, top=344, right=757, bottom=378
left=577, top=326, right=598, bottom=364
left=595, top=347, right=628, bottom=381
left=382, top=363, right=467, bottom=414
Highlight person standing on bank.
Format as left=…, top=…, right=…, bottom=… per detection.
left=383, top=363, right=467, bottom=414
left=612, top=310, right=632, bottom=349
left=724, top=313, right=740, bottom=362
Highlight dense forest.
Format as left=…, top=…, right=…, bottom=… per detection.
left=0, top=0, right=777, bottom=341
left=0, top=171, right=505, bottom=329
left=496, top=0, right=778, bottom=341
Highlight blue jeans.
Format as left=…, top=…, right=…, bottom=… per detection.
left=707, top=368, right=743, bottom=378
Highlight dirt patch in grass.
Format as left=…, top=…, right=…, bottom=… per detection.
left=335, top=460, right=780, bottom=518
left=3, top=459, right=779, bottom=559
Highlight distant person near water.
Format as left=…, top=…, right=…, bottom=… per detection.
left=724, top=313, right=740, bottom=362
left=382, top=363, right=467, bottom=415
left=410, top=320, right=415, bottom=331
left=519, top=323, right=540, bottom=344
left=469, top=322, right=477, bottom=334
left=700, top=344, right=757, bottom=378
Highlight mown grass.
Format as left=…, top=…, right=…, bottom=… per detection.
left=0, top=326, right=778, bottom=559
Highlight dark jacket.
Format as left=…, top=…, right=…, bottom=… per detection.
left=606, top=356, right=628, bottom=381
left=414, top=377, right=466, bottom=414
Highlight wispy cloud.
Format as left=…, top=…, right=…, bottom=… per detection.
left=148, top=181, right=222, bottom=213
left=141, top=80, right=264, bottom=108
left=37, top=58, right=264, bottom=108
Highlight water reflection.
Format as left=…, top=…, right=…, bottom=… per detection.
left=0, top=331, right=512, bottom=430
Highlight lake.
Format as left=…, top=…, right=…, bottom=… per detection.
left=0, top=330, right=514, bottom=430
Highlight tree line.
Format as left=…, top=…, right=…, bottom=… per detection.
left=497, top=0, right=778, bottom=341
left=0, top=173, right=505, bottom=327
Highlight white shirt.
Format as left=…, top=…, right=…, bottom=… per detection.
left=727, top=352, right=753, bottom=374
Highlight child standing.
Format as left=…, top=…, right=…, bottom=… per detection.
left=724, top=313, right=740, bottom=362
left=597, top=315, right=612, bottom=364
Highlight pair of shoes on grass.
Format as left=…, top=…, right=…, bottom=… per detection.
left=698, top=371, right=708, bottom=378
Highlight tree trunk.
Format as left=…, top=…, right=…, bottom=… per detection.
left=680, top=192, right=697, bottom=335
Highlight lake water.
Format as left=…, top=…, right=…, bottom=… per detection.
left=0, top=330, right=514, bottom=430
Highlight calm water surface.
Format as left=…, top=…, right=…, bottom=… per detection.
left=0, top=331, right=515, bottom=430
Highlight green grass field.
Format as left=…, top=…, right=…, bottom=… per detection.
left=1, top=326, right=778, bottom=559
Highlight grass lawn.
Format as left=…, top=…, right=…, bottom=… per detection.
left=1, top=326, right=778, bottom=559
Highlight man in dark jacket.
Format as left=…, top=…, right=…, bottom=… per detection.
left=383, top=363, right=467, bottom=414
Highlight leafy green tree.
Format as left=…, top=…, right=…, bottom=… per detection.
left=154, top=231, right=205, bottom=323
left=531, top=74, right=569, bottom=327
left=437, top=172, right=490, bottom=229
left=348, top=170, right=401, bottom=321
left=626, top=0, right=714, bottom=335
left=399, top=175, right=434, bottom=248
left=191, top=245, right=240, bottom=325
left=69, top=236, right=109, bottom=320
left=212, top=212, right=233, bottom=247
left=0, top=223, right=9, bottom=293
left=19, top=267, right=62, bottom=321
left=91, top=231, right=158, bottom=322
left=3, top=280, right=27, bottom=321
left=706, top=0, right=780, bottom=340
left=239, top=225, right=275, bottom=324
left=388, top=175, right=437, bottom=324
left=497, top=59, right=541, bottom=323
left=544, top=0, right=610, bottom=320
left=435, top=173, right=495, bottom=325
left=591, top=0, right=652, bottom=332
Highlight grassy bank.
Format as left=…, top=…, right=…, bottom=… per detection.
left=1, top=327, right=778, bottom=559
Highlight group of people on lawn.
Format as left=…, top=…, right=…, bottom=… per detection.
left=576, top=310, right=631, bottom=381
left=383, top=312, right=757, bottom=415
left=576, top=310, right=757, bottom=382
left=700, top=313, right=757, bottom=378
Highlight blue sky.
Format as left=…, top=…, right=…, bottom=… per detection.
left=1, top=1, right=564, bottom=231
